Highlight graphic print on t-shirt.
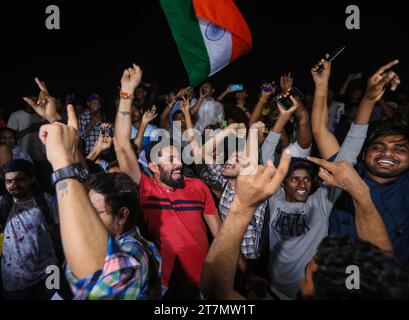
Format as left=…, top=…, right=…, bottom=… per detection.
left=272, top=207, right=311, bottom=238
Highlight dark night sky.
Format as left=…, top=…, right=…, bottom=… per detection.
left=1, top=0, right=408, bottom=116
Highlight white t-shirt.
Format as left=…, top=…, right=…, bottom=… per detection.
left=194, top=99, right=225, bottom=133
left=7, top=110, right=46, bottom=161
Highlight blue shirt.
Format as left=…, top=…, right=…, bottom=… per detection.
left=130, top=124, right=157, bottom=151
left=329, top=164, right=409, bottom=266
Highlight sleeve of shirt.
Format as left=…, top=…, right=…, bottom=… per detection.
left=261, top=131, right=281, bottom=165
left=313, top=123, right=369, bottom=218
left=65, top=235, right=145, bottom=300
left=7, top=113, right=18, bottom=131
left=334, top=123, right=368, bottom=165
left=205, top=164, right=227, bottom=186
left=201, top=182, right=218, bottom=215
left=288, top=141, right=311, bottom=158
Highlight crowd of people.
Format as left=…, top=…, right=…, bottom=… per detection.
left=0, top=53, right=409, bottom=300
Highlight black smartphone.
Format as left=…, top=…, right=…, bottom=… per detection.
left=276, top=95, right=293, bottom=110
left=317, top=46, right=345, bottom=73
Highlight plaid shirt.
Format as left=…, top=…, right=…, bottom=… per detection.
left=79, top=111, right=101, bottom=155
left=65, top=227, right=162, bottom=300
left=206, top=164, right=267, bottom=260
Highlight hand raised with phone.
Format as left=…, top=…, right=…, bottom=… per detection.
left=311, top=54, right=332, bottom=86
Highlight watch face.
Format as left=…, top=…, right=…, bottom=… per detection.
left=74, top=165, right=89, bottom=181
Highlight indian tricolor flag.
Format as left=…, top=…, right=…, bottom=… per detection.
left=160, top=0, right=252, bottom=86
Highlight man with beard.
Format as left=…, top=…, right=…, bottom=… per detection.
left=114, top=64, right=222, bottom=299
left=0, top=160, right=61, bottom=299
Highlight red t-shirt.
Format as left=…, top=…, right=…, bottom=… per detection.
left=139, top=174, right=218, bottom=289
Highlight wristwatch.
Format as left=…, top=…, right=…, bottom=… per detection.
left=51, top=163, right=89, bottom=187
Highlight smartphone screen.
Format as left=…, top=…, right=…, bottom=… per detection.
left=276, top=96, right=293, bottom=110
left=231, top=84, right=244, bottom=92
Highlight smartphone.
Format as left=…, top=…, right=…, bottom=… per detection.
left=230, top=84, right=244, bottom=92
left=317, top=46, right=346, bottom=73
left=276, top=95, right=293, bottom=110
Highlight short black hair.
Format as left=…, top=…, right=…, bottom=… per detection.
left=172, top=110, right=184, bottom=121
left=1, top=159, right=34, bottom=178
left=364, top=120, right=409, bottom=151
left=87, top=172, right=142, bottom=232
left=286, top=157, right=318, bottom=180
left=312, top=235, right=409, bottom=299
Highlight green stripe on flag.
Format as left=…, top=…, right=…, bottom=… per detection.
left=160, top=0, right=210, bottom=86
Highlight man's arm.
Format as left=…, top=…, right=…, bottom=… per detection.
left=135, top=106, right=157, bottom=152
left=308, top=158, right=393, bottom=254
left=294, top=100, right=312, bottom=150
left=39, top=106, right=109, bottom=279
left=248, top=83, right=275, bottom=126
left=311, top=56, right=341, bottom=160
left=86, top=133, right=113, bottom=162
left=354, top=60, right=400, bottom=125
left=217, top=85, right=233, bottom=102
left=160, top=96, right=176, bottom=130
left=261, top=95, right=299, bottom=164
left=200, top=151, right=292, bottom=300
left=204, top=213, right=223, bottom=239
left=114, top=64, right=143, bottom=185
left=190, top=85, right=207, bottom=116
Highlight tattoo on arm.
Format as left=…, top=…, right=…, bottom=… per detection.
left=118, top=111, right=131, bottom=117
left=56, top=180, right=69, bottom=198
left=340, top=178, right=352, bottom=191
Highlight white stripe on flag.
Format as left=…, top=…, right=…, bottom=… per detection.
left=198, top=18, right=232, bottom=76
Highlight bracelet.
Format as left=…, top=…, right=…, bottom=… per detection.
left=119, top=90, right=134, bottom=100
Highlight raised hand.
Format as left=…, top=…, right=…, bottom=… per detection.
left=23, top=78, right=62, bottom=123
left=307, top=156, right=368, bottom=197
left=260, top=82, right=276, bottom=100
left=311, top=54, right=331, bottom=86
left=95, top=134, right=113, bottom=152
left=39, top=105, right=79, bottom=171
left=277, top=94, right=300, bottom=117
left=142, top=105, right=158, bottom=124
left=280, top=72, right=293, bottom=93
left=179, top=97, right=191, bottom=114
left=236, top=150, right=292, bottom=208
left=121, top=64, right=143, bottom=95
left=364, top=60, right=400, bottom=102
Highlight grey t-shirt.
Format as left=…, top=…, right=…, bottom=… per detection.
left=261, top=123, right=368, bottom=299
left=1, top=195, right=59, bottom=291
